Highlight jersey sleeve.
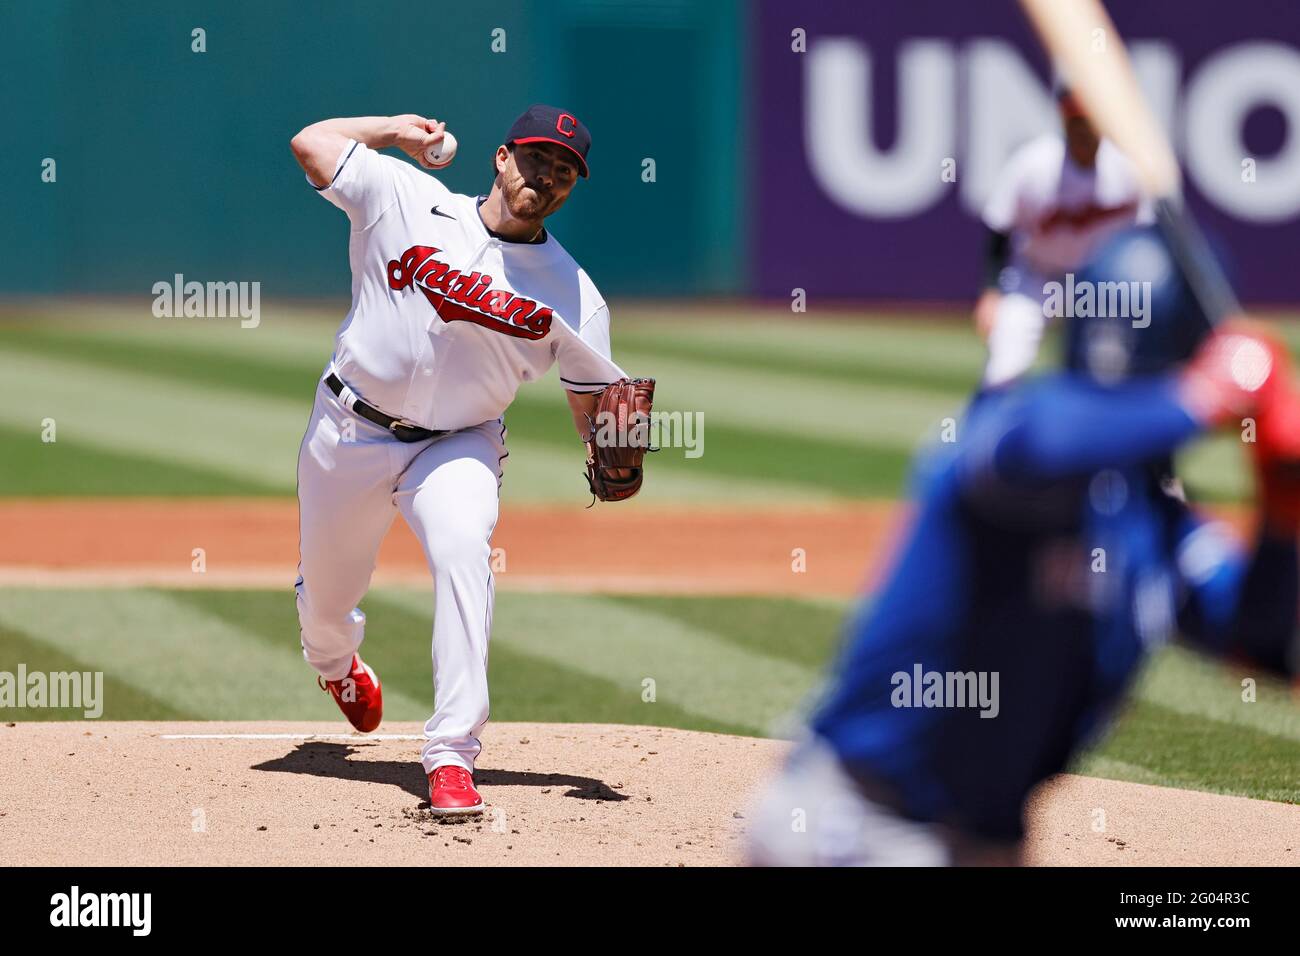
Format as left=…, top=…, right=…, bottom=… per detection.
left=981, top=147, right=1032, bottom=234
left=555, top=303, right=627, bottom=393
left=959, top=377, right=1203, bottom=491
left=310, top=140, right=425, bottom=230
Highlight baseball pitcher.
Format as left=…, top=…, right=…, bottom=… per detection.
left=289, top=105, right=653, bottom=815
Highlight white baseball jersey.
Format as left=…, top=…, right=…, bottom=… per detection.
left=982, top=135, right=1153, bottom=282
left=311, top=139, right=626, bottom=431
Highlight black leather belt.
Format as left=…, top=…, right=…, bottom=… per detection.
left=325, top=373, right=448, bottom=443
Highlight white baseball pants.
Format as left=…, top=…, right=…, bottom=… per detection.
left=746, top=737, right=951, bottom=866
left=982, top=291, right=1048, bottom=388
left=295, top=377, right=507, bottom=774
left=746, top=736, right=1021, bottom=866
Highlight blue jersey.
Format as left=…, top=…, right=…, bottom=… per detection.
left=812, top=373, right=1253, bottom=840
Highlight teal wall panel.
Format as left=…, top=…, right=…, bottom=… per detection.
left=0, top=0, right=744, bottom=296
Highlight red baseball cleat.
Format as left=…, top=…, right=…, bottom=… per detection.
left=427, top=765, right=484, bottom=816
left=319, top=654, right=383, bottom=733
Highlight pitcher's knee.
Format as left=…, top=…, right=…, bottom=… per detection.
left=423, top=520, right=491, bottom=572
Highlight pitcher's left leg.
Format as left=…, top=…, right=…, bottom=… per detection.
left=395, top=421, right=506, bottom=777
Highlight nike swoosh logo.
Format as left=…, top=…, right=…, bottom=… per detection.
left=430, top=206, right=456, bottom=220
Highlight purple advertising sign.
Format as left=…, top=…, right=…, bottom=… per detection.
left=754, top=0, right=1300, bottom=303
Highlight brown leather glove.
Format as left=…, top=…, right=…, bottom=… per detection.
left=583, top=378, right=656, bottom=503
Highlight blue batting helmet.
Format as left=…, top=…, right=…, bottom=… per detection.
left=1062, top=226, right=1217, bottom=383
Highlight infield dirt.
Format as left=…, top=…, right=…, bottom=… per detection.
left=0, top=499, right=903, bottom=595
left=1, top=721, right=1295, bottom=866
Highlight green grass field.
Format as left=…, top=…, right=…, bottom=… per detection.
left=1, top=586, right=1296, bottom=803
left=3, top=301, right=1295, bottom=501
left=1, top=300, right=1298, bottom=805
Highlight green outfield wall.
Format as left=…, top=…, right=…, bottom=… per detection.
left=1, top=0, right=747, bottom=297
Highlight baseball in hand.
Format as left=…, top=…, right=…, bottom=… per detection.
left=423, top=131, right=458, bottom=168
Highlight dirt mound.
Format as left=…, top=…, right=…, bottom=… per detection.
left=0, top=721, right=782, bottom=867
left=1023, top=773, right=1299, bottom=866
left=1, top=721, right=1293, bottom=866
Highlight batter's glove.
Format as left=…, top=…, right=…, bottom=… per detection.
left=583, top=377, right=656, bottom=503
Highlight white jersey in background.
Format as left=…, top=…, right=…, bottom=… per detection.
left=979, top=135, right=1152, bottom=386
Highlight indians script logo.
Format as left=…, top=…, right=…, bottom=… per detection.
left=386, top=245, right=553, bottom=340
left=1036, top=200, right=1139, bottom=235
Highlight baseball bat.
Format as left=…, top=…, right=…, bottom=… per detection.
left=1017, top=0, right=1240, bottom=323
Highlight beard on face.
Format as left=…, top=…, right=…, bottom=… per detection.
left=501, top=155, right=570, bottom=222
left=503, top=171, right=554, bottom=221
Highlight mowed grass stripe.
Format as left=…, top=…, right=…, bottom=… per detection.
left=163, top=587, right=433, bottom=723
left=502, top=402, right=914, bottom=499
left=167, top=588, right=760, bottom=733
left=1, top=318, right=964, bottom=452
left=375, top=589, right=821, bottom=736
left=615, top=314, right=990, bottom=373
left=0, top=306, right=340, bottom=365
left=0, top=310, right=967, bottom=498
left=0, top=323, right=324, bottom=404
left=1081, top=697, right=1300, bottom=804
left=0, top=350, right=310, bottom=490
left=0, top=327, right=1242, bottom=502
left=501, top=435, right=841, bottom=502
left=2, top=306, right=1260, bottom=503
left=519, top=356, right=967, bottom=450
left=487, top=639, right=751, bottom=733
left=0, top=621, right=194, bottom=720
left=1129, top=644, right=1300, bottom=742
left=604, top=594, right=851, bottom=668
left=0, top=311, right=980, bottom=409
left=0, top=345, right=912, bottom=501
left=0, top=307, right=988, bottom=391
left=6, top=306, right=1297, bottom=416
left=0, top=423, right=281, bottom=496
left=9, top=303, right=1297, bottom=373
left=0, top=588, right=424, bottom=721
left=614, top=331, right=981, bottom=395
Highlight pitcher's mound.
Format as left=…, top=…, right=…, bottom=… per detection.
left=0, top=721, right=783, bottom=866
left=1023, top=773, right=1299, bottom=866
left=2, top=722, right=1295, bottom=866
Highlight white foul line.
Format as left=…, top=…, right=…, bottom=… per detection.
left=160, top=733, right=425, bottom=741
